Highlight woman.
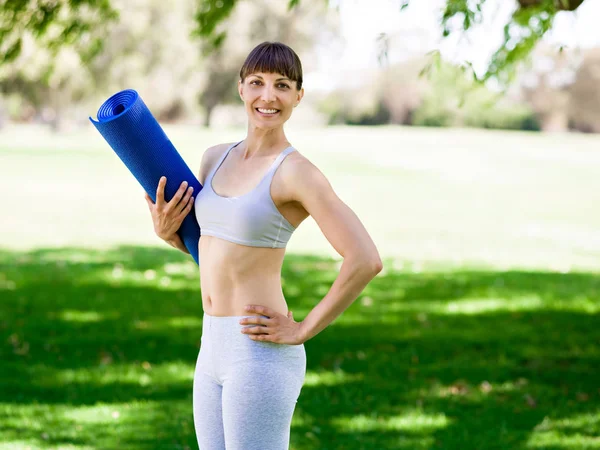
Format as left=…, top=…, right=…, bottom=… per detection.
left=145, top=41, right=382, bottom=450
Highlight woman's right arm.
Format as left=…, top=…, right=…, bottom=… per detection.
left=144, top=145, right=225, bottom=255
left=165, top=233, right=190, bottom=254
left=144, top=176, right=194, bottom=254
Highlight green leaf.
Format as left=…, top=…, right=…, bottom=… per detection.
left=2, top=38, right=22, bottom=64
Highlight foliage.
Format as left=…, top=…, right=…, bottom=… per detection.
left=192, top=0, right=238, bottom=54
left=0, top=0, right=119, bottom=65
left=438, top=0, right=585, bottom=86
left=0, top=36, right=99, bottom=127
left=318, top=78, right=388, bottom=126
left=0, top=0, right=209, bottom=126
left=0, top=0, right=336, bottom=128
left=485, top=1, right=558, bottom=86
left=413, top=60, right=540, bottom=130
left=84, top=0, right=204, bottom=120
left=318, top=57, right=540, bottom=131
left=0, top=0, right=589, bottom=88
left=463, top=97, right=540, bottom=131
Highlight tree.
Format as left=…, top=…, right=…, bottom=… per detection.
left=519, top=44, right=577, bottom=131
left=0, top=0, right=118, bottom=65
left=437, top=0, right=586, bottom=85
left=568, top=48, right=600, bottom=133
left=0, top=0, right=590, bottom=87
left=0, top=0, right=203, bottom=128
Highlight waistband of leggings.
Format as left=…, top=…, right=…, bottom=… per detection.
left=201, top=312, right=306, bottom=349
left=203, top=312, right=270, bottom=320
left=202, top=312, right=270, bottom=333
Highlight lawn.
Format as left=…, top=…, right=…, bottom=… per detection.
left=1, top=124, right=599, bottom=449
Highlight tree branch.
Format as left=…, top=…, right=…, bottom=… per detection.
left=517, top=0, right=585, bottom=11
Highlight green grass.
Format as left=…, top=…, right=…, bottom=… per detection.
left=1, top=124, right=599, bottom=449
left=1, top=247, right=599, bottom=449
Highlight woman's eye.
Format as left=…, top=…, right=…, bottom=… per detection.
left=249, top=80, right=288, bottom=88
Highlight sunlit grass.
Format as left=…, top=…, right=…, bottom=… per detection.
left=528, top=413, right=600, bottom=448
left=303, top=369, right=364, bottom=387
left=57, top=309, right=111, bottom=323
left=1, top=399, right=195, bottom=449
left=331, top=410, right=451, bottom=432
left=382, top=295, right=600, bottom=315
left=47, top=361, right=193, bottom=386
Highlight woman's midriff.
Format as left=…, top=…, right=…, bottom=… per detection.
left=198, top=235, right=289, bottom=317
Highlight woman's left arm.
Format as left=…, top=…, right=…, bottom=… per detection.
left=290, top=158, right=383, bottom=342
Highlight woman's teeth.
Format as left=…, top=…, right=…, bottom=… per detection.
left=257, top=108, right=279, bottom=114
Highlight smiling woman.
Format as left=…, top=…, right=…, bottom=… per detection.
left=144, top=41, right=382, bottom=450
left=238, top=42, right=304, bottom=126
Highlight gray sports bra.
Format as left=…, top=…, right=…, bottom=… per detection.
left=194, top=141, right=297, bottom=248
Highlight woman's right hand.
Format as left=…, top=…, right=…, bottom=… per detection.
left=144, top=176, right=194, bottom=241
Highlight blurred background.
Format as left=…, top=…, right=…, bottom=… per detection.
left=2, top=0, right=600, bottom=132
left=1, top=0, right=599, bottom=449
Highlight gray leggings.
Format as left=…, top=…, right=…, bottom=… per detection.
left=193, top=312, right=306, bottom=450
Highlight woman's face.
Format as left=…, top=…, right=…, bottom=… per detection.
left=238, top=72, right=304, bottom=129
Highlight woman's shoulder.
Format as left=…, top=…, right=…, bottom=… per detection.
left=285, top=148, right=319, bottom=173
left=198, top=142, right=238, bottom=184
left=205, top=141, right=238, bottom=158
left=277, top=148, right=335, bottom=204
left=281, top=148, right=328, bottom=186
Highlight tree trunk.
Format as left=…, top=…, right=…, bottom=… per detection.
left=203, top=105, right=214, bottom=128
left=540, top=111, right=569, bottom=132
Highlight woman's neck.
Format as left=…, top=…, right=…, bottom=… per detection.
left=242, top=126, right=290, bottom=159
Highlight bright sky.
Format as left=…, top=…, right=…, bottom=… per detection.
left=307, top=0, right=600, bottom=90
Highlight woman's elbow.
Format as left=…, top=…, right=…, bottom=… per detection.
left=358, top=252, right=383, bottom=276
left=369, top=256, right=383, bottom=275
left=346, top=249, right=383, bottom=276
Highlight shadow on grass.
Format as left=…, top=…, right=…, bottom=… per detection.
left=0, top=246, right=598, bottom=449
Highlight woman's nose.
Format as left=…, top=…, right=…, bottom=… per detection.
left=260, top=85, right=276, bottom=102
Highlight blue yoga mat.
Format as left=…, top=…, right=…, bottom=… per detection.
left=89, top=89, right=201, bottom=265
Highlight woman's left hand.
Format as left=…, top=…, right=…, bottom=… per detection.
left=240, top=305, right=306, bottom=345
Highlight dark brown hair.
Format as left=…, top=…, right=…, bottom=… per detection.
left=239, top=41, right=303, bottom=90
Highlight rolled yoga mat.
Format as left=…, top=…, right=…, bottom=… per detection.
left=89, top=89, right=201, bottom=265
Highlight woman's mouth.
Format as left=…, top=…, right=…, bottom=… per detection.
left=255, top=108, right=280, bottom=116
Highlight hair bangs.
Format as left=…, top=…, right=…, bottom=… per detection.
left=240, top=42, right=303, bottom=90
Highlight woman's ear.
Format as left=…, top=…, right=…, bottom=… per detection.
left=238, top=79, right=244, bottom=101
left=295, top=87, right=305, bottom=107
